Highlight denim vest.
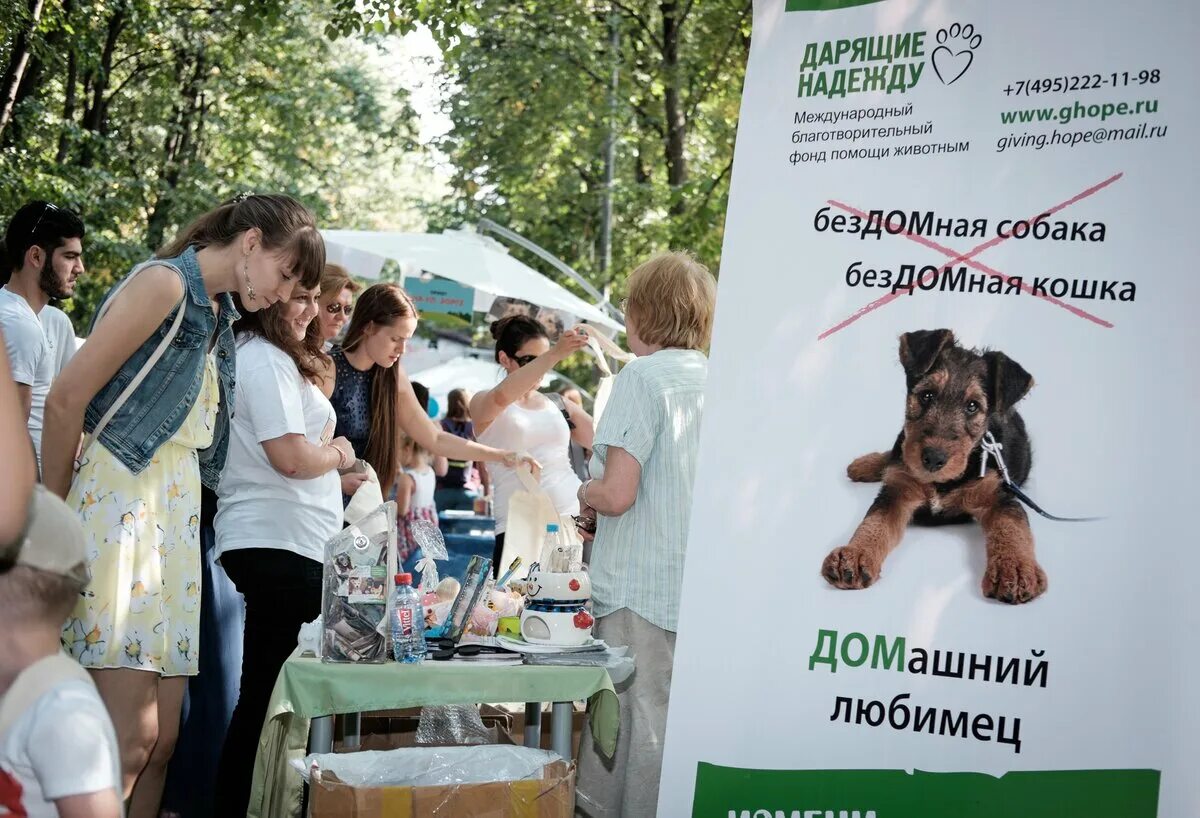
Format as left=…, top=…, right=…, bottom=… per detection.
left=82, top=247, right=239, bottom=488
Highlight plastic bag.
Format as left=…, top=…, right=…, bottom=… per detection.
left=410, top=518, right=448, bottom=592
left=292, top=745, right=561, bottom=788
left=415, top=705, right=492, bottom=746
left=524, top=645, right=635, bottom=684
left=297, top=617, right=322, bottom=657
left=321, top=501, right=397, bottom=663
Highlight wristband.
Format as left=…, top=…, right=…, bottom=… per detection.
left=332, top=445, right=349, bottom=470
left=580, top=479, right=594, bottom=508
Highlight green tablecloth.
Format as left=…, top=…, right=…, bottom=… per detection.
left=248, top=653, right=618, bottom=818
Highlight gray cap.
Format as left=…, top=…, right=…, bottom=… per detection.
left=16, top=485, right=88, bottom=585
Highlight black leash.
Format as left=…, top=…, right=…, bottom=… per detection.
left=980, top=433, right=1102, bottom=522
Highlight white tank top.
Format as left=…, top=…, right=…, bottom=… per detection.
left=477, top=396, right=581, bottom=533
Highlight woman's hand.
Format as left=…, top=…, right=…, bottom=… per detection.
left=550, top=325, right=590, bottom=361
left=340, top=471, right=369, bottom=495
left=330, top=436, right=355, bottom=469
left=575, top=504, right=597, bottom=543
left=503, top=450, right=541, bottom=478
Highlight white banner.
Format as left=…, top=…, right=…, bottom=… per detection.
left=660, top=1, right=1200, bottom=816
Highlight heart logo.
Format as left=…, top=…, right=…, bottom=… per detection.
left=932, top=46, right=973, bottom=85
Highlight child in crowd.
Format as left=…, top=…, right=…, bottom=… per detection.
left=0, top=486, right=121, bottom=818
left=394, top=432, right=440, bottom=567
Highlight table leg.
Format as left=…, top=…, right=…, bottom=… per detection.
left=342, top=712, right=361, bottom=750
left=305, top=716, right=335, bottom=818
left=550, top=701, right=573, bottom=760
left=524, top=703, right=542, bottom=748
left=308, top=715, right=334, bottom=754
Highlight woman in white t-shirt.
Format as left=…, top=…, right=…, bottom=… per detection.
left=211, top=282, right=364, bottom=816
left=471, top=315, right=593, bottom=576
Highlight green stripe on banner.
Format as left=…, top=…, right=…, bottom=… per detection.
left=693, top=764, right=1160, bottom=818
left=784, top=0, right=888, bottom=11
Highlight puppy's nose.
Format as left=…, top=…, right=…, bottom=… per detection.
left=921, top=447, right=948, bottom=473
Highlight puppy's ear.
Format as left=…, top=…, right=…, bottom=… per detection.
left=984, top=351, right=1034, bottom=414
left=899, top=329, right=954, bottom=383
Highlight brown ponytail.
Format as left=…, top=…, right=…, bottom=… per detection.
left=158, top=194, right=325, bottom=289
left=341, top=283, right=419, bottom=495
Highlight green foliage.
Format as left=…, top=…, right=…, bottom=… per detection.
left=329, top=0, right=750, bottom=294
left=2, top=0, right=750, bottom=400
left=319, top=0, right=750, bottom=392
left=0, top=0, right=425, bottom=330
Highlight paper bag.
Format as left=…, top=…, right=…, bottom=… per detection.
left=344, top=462, right=384, bottom=526
left=585, top=333, right=633, bottom=424
left=499, top=468, right=580, bottom=572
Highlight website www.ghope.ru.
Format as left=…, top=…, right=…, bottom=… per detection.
left=1000, top=97, right=1158, bottom=125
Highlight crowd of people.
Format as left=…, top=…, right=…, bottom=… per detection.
left=0, top=194, right=717, bottom=818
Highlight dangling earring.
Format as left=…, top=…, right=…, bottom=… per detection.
left=242, top=255, right=257, bottom=302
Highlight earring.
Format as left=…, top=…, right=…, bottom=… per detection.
left=242, top=255, right=257, bottom=302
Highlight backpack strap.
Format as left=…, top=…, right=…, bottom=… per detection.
left=75, top=260, right=189, bottom=472
left=0, top=652, right=91, bottom=736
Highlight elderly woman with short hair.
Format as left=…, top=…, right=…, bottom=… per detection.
left=574, top=251, right=718, bottom=818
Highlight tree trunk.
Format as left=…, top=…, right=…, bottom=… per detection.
left=660, top=0, right=687, bottom=214
left=146, top=51, right=206, bottom=250
left=55, top=44, right=77, bottom=163
left=0, top=0, right=48, bottom=140
left=77, top=1, right=126, bottom=166
left=2, top=53, right=41, bottom=147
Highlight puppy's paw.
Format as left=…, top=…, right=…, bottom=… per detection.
left=982, top=551, right=1047, bottom=604
left=847, top=452, right=889, bottom=483
left=822, top=545, right=883, bottom=590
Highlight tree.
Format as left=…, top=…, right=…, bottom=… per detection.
left=0, top=0, right=427, bottom=329
left=327, top=0, right=751, bottom=296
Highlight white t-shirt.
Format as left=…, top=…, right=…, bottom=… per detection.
left=0, top=678, right=122, bottom=817
left=0, top=289, right=53, bottom=458
left=214, top=336, right=342, bottom=563
left=402, top=465, right=437, bottom=511
left=40, top=306, right=76, bottom=375
left=477, top=397, right=580, bottom=534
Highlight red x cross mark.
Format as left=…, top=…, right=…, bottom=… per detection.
left=818, top=172, right=1123, bottom=340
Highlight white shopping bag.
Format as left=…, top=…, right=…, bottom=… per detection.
left=499, top=467, right=581, bottom=572
left=344, top=461, right=384, bottom=526
left=586, top=332, right=633, bottom=424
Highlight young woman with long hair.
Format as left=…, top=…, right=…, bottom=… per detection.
left=318, top=282, right=539, bottom=502
left=42, top=194, right=323, bottom=818
left=212, top=280, right=360, bottom=815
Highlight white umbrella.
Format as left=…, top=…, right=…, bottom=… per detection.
left=321, top=229, right=623, bottom=334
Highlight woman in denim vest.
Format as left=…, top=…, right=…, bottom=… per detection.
left=42, top=194, right=324, bottom=818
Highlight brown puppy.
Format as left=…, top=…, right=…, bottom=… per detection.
left=822, top=329, right=1046, bottom=604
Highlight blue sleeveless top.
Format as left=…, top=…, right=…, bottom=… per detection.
left=329, top=345, right=373, bottom=461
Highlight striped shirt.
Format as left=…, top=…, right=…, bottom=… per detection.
left=588, top=349, right=708, bottom=632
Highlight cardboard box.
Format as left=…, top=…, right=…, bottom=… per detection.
left=309, top=758, right=575, bottom=818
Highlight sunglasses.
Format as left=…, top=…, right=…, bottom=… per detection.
left=513, top=354, right=539, bottom=367
left=29, top=202, right=60, bottom=235
left=326, top=303, right=353, bottom=317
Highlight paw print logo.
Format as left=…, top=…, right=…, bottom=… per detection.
left=931, top=23, right=982, bottom=86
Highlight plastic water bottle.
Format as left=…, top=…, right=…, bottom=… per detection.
left=391, top=573, right=426, bottom=663
left=541, top=522, right=558, bottom=570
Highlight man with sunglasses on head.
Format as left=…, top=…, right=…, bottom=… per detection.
left=0, top=201, right=86, bottom=470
